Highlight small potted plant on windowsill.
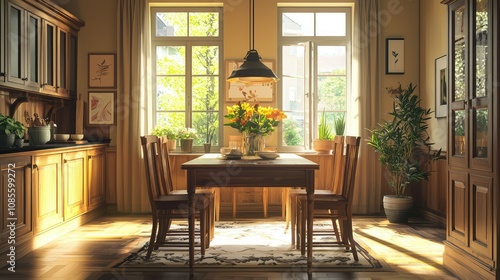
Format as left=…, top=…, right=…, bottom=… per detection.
left=313, top=111, right=334, bottom=154
left=151, top=125, right=179, bottom=151
left=178, top=128, right=198, bottom=153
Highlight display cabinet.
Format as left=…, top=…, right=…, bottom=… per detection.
left=443, top=0, right=499, bottom=278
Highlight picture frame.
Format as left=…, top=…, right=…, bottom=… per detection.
left=88, top=53, right=116, bottom=88
left=386, top=38, right=405, bottom=74
left=88, top=91, right=116, bottom=125
left=435, top=55, right=448, bottom=118
left=226, top=60, right=275, bottom=102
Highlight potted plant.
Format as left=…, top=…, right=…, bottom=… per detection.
left=178, top=128, right=198, bottom=153
left=313, top=111, right=334, bottom=154
left=151, top=125, right=179, bottom=151
left=367, top=83, right=443, bottom=223
left=334, top=114, right=346, bottom=136
left=0, top=114, right=26, bottom=148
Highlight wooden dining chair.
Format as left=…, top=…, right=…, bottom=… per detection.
left=158, top=136, right=215, bottom=238
left=140, top=135, right=212, bottom=259
left=296, top=136, right=361, bottom=260
left=287, top=135, right=345, bottom=246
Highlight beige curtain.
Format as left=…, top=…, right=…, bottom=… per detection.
left=116, top=0, right=152, bottom=213
left=351, top=0, right=383, bottom=214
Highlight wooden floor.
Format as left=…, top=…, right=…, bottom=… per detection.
left=0, top=213, right=458, bottom=280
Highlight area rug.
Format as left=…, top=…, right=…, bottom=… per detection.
left=112, top=220, right=389, bottom=272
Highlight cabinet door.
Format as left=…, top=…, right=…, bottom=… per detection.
left=88, top=148, right=105, bottom=210
left=41, top=19, right=57, bottom=94
left=448, top=1, right=467, bottom=167
left=6, top=2, right=26, bottom=86
left=56, top=26, right=69, bottom=97
left=33, top=154, right=62, bottom=233
left=5, top=3, right=40, bottom=91
left=0, top=156, right=32, bottom=250
left=63, top=151, right=87, bottom=219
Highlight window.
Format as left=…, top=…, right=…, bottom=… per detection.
left=278, top=7, right=352, bottom=151
left=151, top=7, right=223, bottom=149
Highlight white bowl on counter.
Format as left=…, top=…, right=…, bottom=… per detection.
left=70, top=134, right=84, bottom=140
left=54, top=134, right=70, bottom=141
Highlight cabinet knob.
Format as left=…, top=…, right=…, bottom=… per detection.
left=64, top=159, right=68, bottom=163
left=88, top=155, right=93, bottom=160
left=0, top=72, right=5, bottom=77
left=22, top=77, right=28, bottom=81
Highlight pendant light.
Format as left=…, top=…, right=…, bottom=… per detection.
left=227, top=0, right=279, bottom=84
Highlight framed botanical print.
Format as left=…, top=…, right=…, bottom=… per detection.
left=386, top=38, right=405, bottom=74
left=88, top=91, right=116, bottom=125
left=88, top=53, right=116, bottom=88
left=435, top=55, right=447, bottom=118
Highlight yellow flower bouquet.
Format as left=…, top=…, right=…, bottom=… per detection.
left=223, top=102, right=287, bottom=136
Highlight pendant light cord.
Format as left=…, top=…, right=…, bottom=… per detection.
left=249, top=0, right=254, bottom=50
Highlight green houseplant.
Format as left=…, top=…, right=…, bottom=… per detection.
left=178, top=127, right=198, bottom=153
left=151, top=125, right=179, bottom=151
left=0, top=114, right=26, bottom=148
left=334, top=114, right=346, bottom=136
left=313, top=111, right=334, bottom=154
left=367, top=83, right=443, bottom=223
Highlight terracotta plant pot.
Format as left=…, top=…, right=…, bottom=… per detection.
left=312, top=139, right=334, bottom=154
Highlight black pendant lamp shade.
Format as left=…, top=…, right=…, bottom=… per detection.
left=227, top=0, right=279, bottom=84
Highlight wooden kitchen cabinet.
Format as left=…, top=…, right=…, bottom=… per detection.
left=5, top=1, right=41, bottom=92
left=62, top=150, right=87, bottom=220
left=33, top=153, right=63, bottom=233
left=0, top=156, right=32, bottom=253
left=87, top=148, right=105, bottom=211
left=0, top=0, right=84, bottom=98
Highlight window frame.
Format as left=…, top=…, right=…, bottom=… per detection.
left=277, top=6, right=352, bottom=152
left=150, top=6, right=224, bottom=151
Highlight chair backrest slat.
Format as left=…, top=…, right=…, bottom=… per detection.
left=158, top=136, right=175, bottom=195
left=140, top=135, right=163, bottom=212
left=341, top=136, right=361, bottom=205
left=331, top=136, right=345, bottom=195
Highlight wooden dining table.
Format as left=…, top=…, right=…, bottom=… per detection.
left=181, top=153, right=319, bottom=274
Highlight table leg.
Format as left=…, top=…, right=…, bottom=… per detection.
left=187, top=176, right=195, bottom=273
left=306, top=173, right=314, bottom=275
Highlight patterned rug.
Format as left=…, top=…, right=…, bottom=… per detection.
left=113, top=220, right=389, bottom=272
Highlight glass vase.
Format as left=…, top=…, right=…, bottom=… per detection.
left=244, top=133, right=265, bottom=156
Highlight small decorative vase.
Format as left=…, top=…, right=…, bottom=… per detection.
left=180, top=138, right=193, bottom=153
left=244, top=133, right=264, bottom=156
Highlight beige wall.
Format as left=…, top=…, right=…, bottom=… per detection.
left=60, top=0, right=118, bottom=145
left=60, top=0, right=446, bottom=152
left=420, top=1, right=448, bottom=151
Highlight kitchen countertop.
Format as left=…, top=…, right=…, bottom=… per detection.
left=0, top=140, right=110, bottom=155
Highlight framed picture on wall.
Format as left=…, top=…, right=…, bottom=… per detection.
left=386, top=38, right=405, bottom=74
left=435, top=55, right=447, bottom=118
left=225, top=60, right=275, bottom=102
left=88, top=53, right=116, bottom=88
left=88, top=91, right=116, bottom=125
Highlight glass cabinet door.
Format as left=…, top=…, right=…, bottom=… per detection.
left=6, top=3, right=25, bottom=86
left=449, top=2, right=467, bottom=165
left=26, top=12, right=41, bottom=89
left=56, top=27, right=69, bottom=97
left=41, top=19, right=57, bottom=93
left=0, top=0, right=5, bottom=84
left=470, top=0, right=491, bottom=171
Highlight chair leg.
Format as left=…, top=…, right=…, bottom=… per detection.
left=299, top=199, right=307, bottom=255
left=146, top=215, right=158, bottom=259
left=263, top=187, right=268, bottom=218
left=290, top=193, right=297, bottom=246
left=282, top=187, right=287, bottom=220
left=214, top=188, right=221, bottom=221
left=232, top=188, right=237, bottom=218
left=345, top=218, right=358, bottom=261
